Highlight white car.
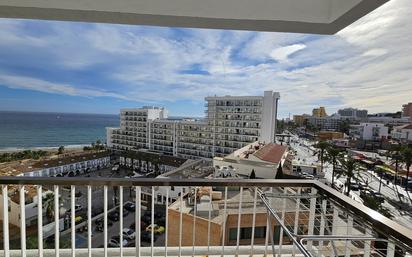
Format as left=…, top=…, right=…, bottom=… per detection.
left=122, top=228, right=136, bottom=240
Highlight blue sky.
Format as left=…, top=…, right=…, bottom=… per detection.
left=0, top=0, right=412, bottom=118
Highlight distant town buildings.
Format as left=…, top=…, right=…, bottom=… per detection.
left=107, top=91, right=280, bottom=159
left=402, top=102, right=412, bottom=118
left=338, top=108, right=368, bottom=120
left=312, top=106, right=327, bottom=117
left=307, top=115, right=341, bottom=131
left=391, top=124, right=412, bottom=143
left=349, top=123, right=388, bottom=141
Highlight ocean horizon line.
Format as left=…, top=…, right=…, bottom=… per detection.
left=0, top=144, right=94, bottom=153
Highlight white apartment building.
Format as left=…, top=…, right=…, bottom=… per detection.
left=350, top=123, right=389, bottom=141
left=107, top=91, right=280, bottom=159
left=391, top=124, right=412, bottom=142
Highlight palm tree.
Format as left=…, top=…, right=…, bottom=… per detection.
left=400, top=145, right=412, bottom=192
left=314, top=141, right=330, bottom=174
left=42, top=192, right=60, bottom=220
left=325, top=146, right=343, bottom=187
left=58, top=145, right=64, bottom=155
left=387, top=144, right=403, bottom=200
left=336, top=157, right=360, bottom=196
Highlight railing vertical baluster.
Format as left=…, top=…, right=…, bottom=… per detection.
left=221, top=187, right=228, bottom=257
left=165, top=187, right=169, bottom=257
left=19, top=185, right=26, bottom=257
left=387, top=241, right=395, bottom=257
left=151, top=187, right=155, bottom=257
left=192, top=187, right=198, bottom=257
left=331, top=205, right=339, bottom=257
left=278, top=187, right=287, bottom=257
left=87, top=185, right=92, bottom=257
left=38, top=185, right=43, bottom=257
left=345, top=216, right=353, bottom=257
left=70, top=186, right=76, bottom=257
left=364, top=228, right=371, bottom=257
left=292, top=188, right=301, bottom=257
left=307, top=188, right=317, bottom=251
left=250, top=187, right=258, bottom=256
left=319, top=199, right=327, bottom=248
left=136, top=186, right=141, bottom=257
left=235, top=187, right=243, bottom=257
left=119, top=186, right=123, bottom=257
left=207, top=188, right=212, bottom=252
left=54, top=185, right=60, bottom=257
left=179, top=187, right=183, bottom=257
left=104, top=186, right=108, bottom=257
left=2, top=185, right=10, bottom=257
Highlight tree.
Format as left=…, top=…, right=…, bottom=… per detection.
left=58, top=145, right=65, bottom=155
left=401, top=145, right=412, bottom=191
left=336, top=157, right=360, bottom=196
left=43, top=192, right=61, bottom=220
left=314, top=141, right=330, bottom=174
left=338, top=119, right=351, bottom=135
left=250, top=169, right=256, bottom=179
left=325, top=146, right=343, bottom=187
left=362, top=195, right=393, bottom=218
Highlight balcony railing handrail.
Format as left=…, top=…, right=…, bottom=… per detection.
left=1, top=176, right=411, bottom=249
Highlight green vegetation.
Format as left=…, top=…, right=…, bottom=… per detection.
left=314, top=141, right=330, bottom=174
left=362, top=194, right=393, bottom=218
left=325, top=145, right=343, bottom=186
left=42, top=192, right=61, bottom=220
left=336, top=156, right=361, bottom=196
left=83, top=139, right=105, bottom=151
left=0, top=150, right=48, bottom=163
left=401, top=145, right=412, bottom=191
left=58, top=145, right=65, bottom=155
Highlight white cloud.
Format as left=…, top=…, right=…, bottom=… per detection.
left=269, top=44, right=306, bottom=62
left=0, top=0, right=412, bottom=117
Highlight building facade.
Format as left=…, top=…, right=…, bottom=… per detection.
left=402, top=103, right=412, bottom=118
left=107, top=91, right=280, bottom=159
left=312, top=107, right=327, bottom=117
left=349, top=123, right=388, bottom=141
left=307, top=116, right=340, bottom=131
left=391, top=124, right=412, bottom=142
left=338, top=108, right=368, bottom=120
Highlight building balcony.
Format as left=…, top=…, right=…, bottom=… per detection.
left=0, top=177, right=411, bottom=257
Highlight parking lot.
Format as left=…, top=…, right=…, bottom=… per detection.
left=57, top=165, right=167, bottom=248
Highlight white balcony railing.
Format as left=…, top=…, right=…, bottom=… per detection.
left=0, top=178, right=411, bottom=257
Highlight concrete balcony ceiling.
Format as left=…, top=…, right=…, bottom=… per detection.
left=0, top=0, right=389, bottom=34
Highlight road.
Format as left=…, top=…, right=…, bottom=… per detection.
left=287, top=133, right=412, bottom=229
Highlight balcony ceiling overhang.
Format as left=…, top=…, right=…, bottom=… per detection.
left=0, top=0, right=389, bottom=34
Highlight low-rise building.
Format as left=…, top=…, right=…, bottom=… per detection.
left=212, top=141, right=290, bottom=179
left=391, top=124, right=412, bottom=142
left=349, top=123, right=388, bottom=141
left=317, top=131, right=344, bottom=141
left=167, top=187, right=309, bottom=247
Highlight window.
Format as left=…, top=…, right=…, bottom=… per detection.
left=229, top=227, right=267, bottom=240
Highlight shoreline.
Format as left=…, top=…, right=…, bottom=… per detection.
left=0, top=144, right=92, bottom=153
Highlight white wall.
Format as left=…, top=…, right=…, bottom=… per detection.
left=260, top=91, right=280, bottom=143
left=213, top=158, right=277, bottom=179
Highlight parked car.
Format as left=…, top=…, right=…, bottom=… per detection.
left=95, top=217, right=113, bottom=226
left=108, top=211, right=120, bottom=221
left=108, top=236, right=128, bottom=247
left=114, top=209, right=129, bottom=218
left=124, top=201, right=136, bottom=212
left=145, top=224, right=165, bottom=234
left=122, top=228, right=136, bottom=240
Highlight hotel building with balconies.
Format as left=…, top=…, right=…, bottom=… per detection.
left=107, top=91, right=280, bottom=159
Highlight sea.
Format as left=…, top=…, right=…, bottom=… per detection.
left=0, top=111, right=119, bottom=151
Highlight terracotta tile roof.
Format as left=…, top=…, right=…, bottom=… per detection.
left=253, top=143, right=287, bottom=164
left=396, top=124, right=412, bottom=130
